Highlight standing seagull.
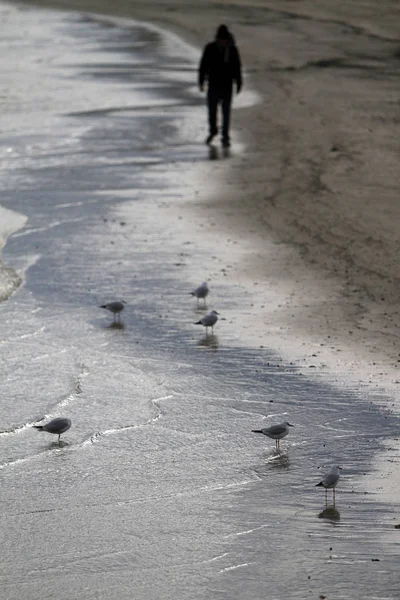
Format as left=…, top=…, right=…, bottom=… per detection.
left=190, top=282, right=209, bottom=307
left=100, top=300, right=126, bottom=322
left=252, top=421, right=293, bottom=451
left=194, top=310, right=219, bottom=335
left=34, top=417, right=71, bottom=443
left=316, top=466, right=342, bottom=506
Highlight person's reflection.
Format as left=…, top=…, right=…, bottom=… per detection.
left=208, top=145, right=219, bottom=160
left=208, top=146, right=231, bottom=160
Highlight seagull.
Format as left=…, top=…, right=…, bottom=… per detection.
left=316, top=465, right=342, bottom=506
left=33, top=417, right=71, bottom=443
left=190, top=282, right=209, bottom=307
left=194, top=310, right=219, bottom=334
left=100, top=300, right=126, bottom=322
left=252, top=421, right=293, bottom=451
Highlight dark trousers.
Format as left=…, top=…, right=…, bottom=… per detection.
left=207, top=87, right=232, bottom=140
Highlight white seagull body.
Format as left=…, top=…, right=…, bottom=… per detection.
left=316, top=465, right=342, bottom=506
left=252, top=421, right=293, bottom=450
left=190, top=282, right=209, bottom=307
left=34, top=417, right=72, bottom=443
left=194, top=309, right=219, bottom=334
left=100, top=300, right=126, bottom=321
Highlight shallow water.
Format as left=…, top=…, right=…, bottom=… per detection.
left=0, top=3, right=399, bottom=599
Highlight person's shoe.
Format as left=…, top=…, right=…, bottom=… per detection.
left=205, top=133, right=217, bottom=145
left=222, top=137, right=231, bottom=148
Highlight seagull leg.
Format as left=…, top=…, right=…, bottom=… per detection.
left=58, top=433, right=61, bottom=443
left=333, top=488, right=336, bottom=507
left=325, top=488, right=328, bottom=507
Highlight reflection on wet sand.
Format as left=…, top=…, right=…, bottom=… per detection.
left=208, top=146, right=231, bottom=161
left=208, top=145, right=218, bottom=161
left=253, top=451, right=290, bottom=476
left=197, top=334, right=219, bottom=351
left=47, top=440, right=70, bottom=450
left=106, top=321, right=125, bottom=330
left=318, top=507, right=341, bottom=522
left=266, top=452, right=290, bottom=471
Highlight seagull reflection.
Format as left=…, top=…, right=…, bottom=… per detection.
left=318, top=507, right=340, bottom=522
left=48, top=440, right=69, bottom=449
left=264, top=451, right=290, bottom=470
left=197, top=334, right=219, bottom=350
left=106, top=321, right=125, bottom=330
left=252, top=452, right=290, bottom=477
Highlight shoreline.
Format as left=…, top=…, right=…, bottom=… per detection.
left=0, top=206, right=27, bottom=301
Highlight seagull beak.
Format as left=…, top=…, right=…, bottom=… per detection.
left=287, top=423, right=294, bottom=427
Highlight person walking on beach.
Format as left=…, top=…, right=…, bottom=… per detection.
left=199, top=24, right=242, bottom=148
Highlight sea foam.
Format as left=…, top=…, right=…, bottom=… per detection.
left=0, top=204, right=27, bottom=301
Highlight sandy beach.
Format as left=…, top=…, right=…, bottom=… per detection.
left=14, top=0, right=400, bottom=502
left=0, top=3, right=399, bottom=598
left=13, top=0, right=400, bottom=397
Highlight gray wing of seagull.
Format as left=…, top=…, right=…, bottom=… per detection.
left=201, top=311, right=218, bottom=326
left=252, top=422, right=293, bottom=440
left=192, top=282, right=209, bottom=299
left=264, top=423, right=288, bottom=437
left=34, top=417, right=71, bottom=435
left=317, top=466, right=341, bottom=489
left=100, top=301, right=125, bottom=314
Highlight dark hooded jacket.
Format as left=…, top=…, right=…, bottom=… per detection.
left=199, top=27, right=242, bottom=92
